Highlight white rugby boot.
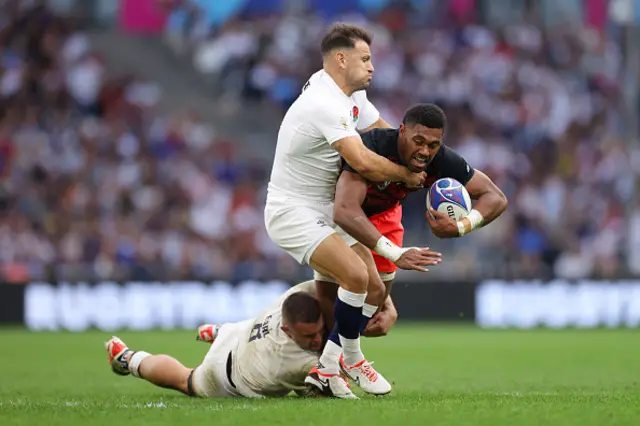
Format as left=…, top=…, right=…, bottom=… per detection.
left=304, top=363, right=358, bottom=399
left=339, top=354, right=392, bottom=395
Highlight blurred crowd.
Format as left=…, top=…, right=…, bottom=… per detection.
left=166, top=0, right=640, bottom=280
left=1, top=0, right=639, bottom=284
left=0, top=0, right=299, bottom=284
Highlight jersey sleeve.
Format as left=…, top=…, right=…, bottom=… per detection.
left=431, top=146, right=475, bottom=184
left=353, top=91, right=380, bottom=131
left=311, top=102, right=359, bottom=146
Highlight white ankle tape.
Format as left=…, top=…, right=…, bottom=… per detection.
left=129, top=351, right=151, bottom=378
left=363, top=303, right=378, bottom=318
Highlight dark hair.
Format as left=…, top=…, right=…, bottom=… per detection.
left=282, top=292, right=322, bottom=325
left=320, top=22, right=373, bottom=55
left=402, top=104, right=447, bottom=130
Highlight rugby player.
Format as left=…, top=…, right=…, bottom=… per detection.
left=105, top=291, right=326, bottom=399
left=318, top=104, right=508, bottom=325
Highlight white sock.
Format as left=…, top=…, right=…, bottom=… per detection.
left=128, top=351, right=151, bottom=378
left=363, top=303, right=378, bottom=318
left=340, top=335, right=364, bottom=366
left=337, top=287, right=366, bottom=307
left=318, top=340, right=342, bottom=374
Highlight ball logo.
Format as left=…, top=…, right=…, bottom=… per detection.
left=446, top=205, right=455, bottom=219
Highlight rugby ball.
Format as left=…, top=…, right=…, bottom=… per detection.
left=426, top=178, right=471, bottom=221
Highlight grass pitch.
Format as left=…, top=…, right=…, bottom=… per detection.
left=0, top=325, right=638, bottom=426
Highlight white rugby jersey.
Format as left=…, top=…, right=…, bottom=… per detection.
left=232, top=282, right=320, bottom=397
left=267, top=70, right=380, bottom=203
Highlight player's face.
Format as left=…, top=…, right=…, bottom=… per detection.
left=344, top=40, right=374, bottom=92
left=282, top=319, right=325, bottom=352
left=399, top=123, right=444, bottom=172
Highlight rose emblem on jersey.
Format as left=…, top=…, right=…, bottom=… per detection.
left=352, top=106, right=359, bottom=122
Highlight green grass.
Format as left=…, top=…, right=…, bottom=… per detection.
left=0, top=325, right=638, bottom=425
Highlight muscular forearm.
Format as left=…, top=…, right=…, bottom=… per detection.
left=355, top=150, right=409, bottom=183
left=380, top=295, right=397, bottom=320
left=334, top=207, right=382, bottom=250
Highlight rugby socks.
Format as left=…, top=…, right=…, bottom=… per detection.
left=335, top=288, right=366, bottom=366
left=319, top=334, right=342, bottom=374
left=128, top=351, right=151, bottom=378
left=360, top=303, right=378, bottom=333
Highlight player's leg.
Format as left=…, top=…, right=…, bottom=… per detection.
left=265, top=203, right=360, bottom=398
left=350, top=242, right=386, bottom=331
left=105, top=336, right=194, bottom=396
left=314, top=244, right=384, bottom=335
left=309, top=233, right=369, bottom=371
left=311, top=233, right=392, bottom=395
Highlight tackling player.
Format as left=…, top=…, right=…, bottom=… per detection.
left=105, top=291, right=327, bottom=399
left=264, top=23, right=436, bottom=398
left=324, top=104, right=507, bottom=310
left=104, top=281, right=398, bottom=400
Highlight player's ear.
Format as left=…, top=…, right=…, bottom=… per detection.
left=336, top=51, right=347, bottom=69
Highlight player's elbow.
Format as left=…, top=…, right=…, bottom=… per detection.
left=346, top=160, right=371, bottom=176
left=494, top=188, right=508, bottom=214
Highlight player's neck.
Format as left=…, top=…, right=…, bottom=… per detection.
left=323, top=67, right=354, bottom=97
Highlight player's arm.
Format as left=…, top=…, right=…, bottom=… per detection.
left=427, top=147, right=507, bottom=238
left=333, top=137, right=422, bottom=185
left=313, top=100, right=423, bottom=186
left=459, top=169, right=508, bottom=233
left=334, top=170, right=383, bottom=248
left=334, top=171, right=441, bottom=271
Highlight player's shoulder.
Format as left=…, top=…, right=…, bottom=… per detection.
left=300, top=71, right=340, bottom=103
left=351, top=88, right=371, bottom=105
left=360, top=127, right=399, bottom=152
left=432, top=144, right=468, bottom=165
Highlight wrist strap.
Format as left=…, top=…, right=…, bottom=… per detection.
left=373, top=236, right=407, bottom=262
left=457, top=210, right=484, bottom=237
left=467, top=209, right=484, bottom=229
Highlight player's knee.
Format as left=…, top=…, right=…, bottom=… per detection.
left=337, top=259, right=369, bottom=293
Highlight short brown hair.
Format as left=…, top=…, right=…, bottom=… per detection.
left=320, top=22, right=373, bottom=55
left=282, top=292, right=322, bottom=325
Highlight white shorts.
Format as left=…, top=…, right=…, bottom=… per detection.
left=191, top=322, right=244, bottom=398
left=264, top=199, right=356, bottom=265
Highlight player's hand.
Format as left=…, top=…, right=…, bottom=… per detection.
left=394, top=247, right=442, bottom=272
left=362, top=309, right=398, bottom=338
left=403, top=170, right=426, bottom=189
left=426, top=208, right=460, bottom=238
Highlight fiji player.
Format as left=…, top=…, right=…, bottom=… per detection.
left=314, top=104, right=508, bottom=326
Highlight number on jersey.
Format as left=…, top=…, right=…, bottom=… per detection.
left=248, top=315, right=272, bottom=342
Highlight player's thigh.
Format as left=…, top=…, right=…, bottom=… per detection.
left=192, top=325, right=239, bottom=398
left=264, top=202, right=335, bottom=265
left=309, top=233, right=369, bottom=293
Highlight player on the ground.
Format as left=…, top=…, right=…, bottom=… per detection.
left=105, top=291, right=327, bottom=399
left=317, top=104, right=508, bottom=322
left=264, top=23, right=438, bottom=398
